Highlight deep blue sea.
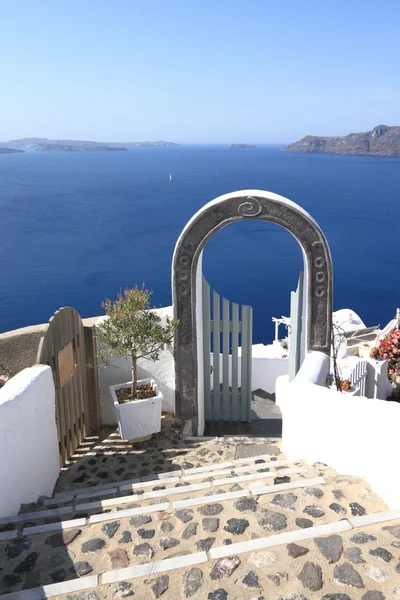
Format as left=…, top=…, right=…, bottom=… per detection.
left=1, top=145, right=400, bottom=343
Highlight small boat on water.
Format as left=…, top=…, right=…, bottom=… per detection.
left=169, top=174, right=172, bottom=181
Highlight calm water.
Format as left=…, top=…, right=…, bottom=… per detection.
left=1, top=145, right=399, bottom=343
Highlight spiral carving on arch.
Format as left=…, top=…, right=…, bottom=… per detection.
left=238, top=196, right=262, bottom=217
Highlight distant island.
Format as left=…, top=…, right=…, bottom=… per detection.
left=229, top=143, right=257, bottom=148
left=0, top=147, right=24, bottom=154
left=283, top=125, right=400, bottom=156
left=36, top=144, right=127, bottom=152
left=1, top=138, right=181, bottom=150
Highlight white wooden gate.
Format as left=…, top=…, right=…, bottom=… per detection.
left=202, top=277, right=252, bottom=423
left=289, top=271, right=304, bottom=381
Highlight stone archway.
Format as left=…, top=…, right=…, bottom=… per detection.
left=172, top=190, right=333, bottom=433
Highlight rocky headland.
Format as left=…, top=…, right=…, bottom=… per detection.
left=1, top=138, right=181, bottom=150
left=0, top=147, right=24, bottom=154
left=284, top=125, right=400, bottom=156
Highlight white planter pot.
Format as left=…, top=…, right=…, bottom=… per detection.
left=110, top=378, right=163, bottom=441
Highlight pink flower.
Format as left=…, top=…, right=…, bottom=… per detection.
left=389, top=369, right=394, bottom=375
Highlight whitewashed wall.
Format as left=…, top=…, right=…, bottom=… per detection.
left=277, top=374, right=400, bottom=508
left=96, top=308, right=176, bottom=425
left=0, top=365, right=59, bottom=518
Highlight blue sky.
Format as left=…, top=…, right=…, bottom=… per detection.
left=1, top=1, right=399, bottom=143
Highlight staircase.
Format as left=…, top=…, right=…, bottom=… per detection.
left=1, top=433, right=400, bottom=599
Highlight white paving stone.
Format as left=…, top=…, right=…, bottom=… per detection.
left=76, top=487, right=118, bottom=501
left=101, top=551, right=208, bottom=584
left=141, top=481, right=210, bottom=501
left=0, top=529, right=18, bottom=541
left=181, top=468, right=233, bottom=482
left=173, top=489, right=249, bottom=509
left=120, top=476, right=180, bottom=492
left=23, top=518, right=86, bottom=536
left=0, top=506, right=73, bottom=526
left=181, top=461, right=233, bottom=475
left=349, top=509, right=400, bottom=528
left=0, top=574, right=98, bottom=599
left=232, top=453, right=284, bottom=465
left=250, top=476, right=325, bottom=496
left=214, top=466, right=307, bottom=486
left=89, top=502, right=170, bottom=524
left=232, top=459, right=294, bottom=474
left=209, top=519, right=352, bottom=559
left=141, top=469, right=182, bottom=481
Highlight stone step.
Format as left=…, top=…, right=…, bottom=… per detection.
left=43, top=456, right=297, bottom=507
left=2, top=509, right=400, bottom=600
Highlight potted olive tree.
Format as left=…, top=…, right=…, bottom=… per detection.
left=96, top=285, right=178, bottom=441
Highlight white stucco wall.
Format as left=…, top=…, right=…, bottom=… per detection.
left=277, top=374, right=400, bottom=509
left=96, top=307, right=176, bottom=426
left=0, top=365, right=59, bottom=518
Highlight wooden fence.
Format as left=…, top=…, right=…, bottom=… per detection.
left=202, top=277, right=252, bottom=423
left=36, top=307, right=100, bottom=466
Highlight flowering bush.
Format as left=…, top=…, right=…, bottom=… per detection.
left=378, top=329, right=400, bottom=379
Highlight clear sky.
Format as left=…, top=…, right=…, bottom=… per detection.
left=1, top=0, right=399, bottom=143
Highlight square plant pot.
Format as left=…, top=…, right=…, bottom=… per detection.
left=110, top=378, right=163, bottom=441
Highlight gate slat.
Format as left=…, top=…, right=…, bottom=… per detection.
left=60, top=309, right=73, bottom=460
left=213, top=290, right=221, bottom=421
left=202, top=277, right=211, bottom=421
left=231, top=302, right=239, bottom=422
left=241, top=305, right=250, bottom=422
left=66, top=308, right=79, bottom=453
left=222, top=297, right=230, bottom=421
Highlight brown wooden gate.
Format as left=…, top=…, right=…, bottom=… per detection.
left=36, top=307, right=100, bottom=466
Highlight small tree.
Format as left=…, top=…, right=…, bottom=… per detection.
left=97, top=285, right=179, bottom=399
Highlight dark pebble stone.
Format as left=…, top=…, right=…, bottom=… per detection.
left=81, top=538, right=106, bottom=553
left=175, top=509, right=194, bottom=523
left=102, top=457, right=108, bottom=463
left=202, top=518, right=219, bottom=532
left=130, top=515, right=152, bottom=527
left=133, top=543, right=154, bottom=558
left=383, top=524, right=400, bottom=538
left=151, top=574, right=169, bottom=598
left=118, top=457, right=127, bottom=463
left=395, top=561, right=400, bottom=574
left=160, top=521, right=174, bottom=533
left=233, top=497, right=257, bottom=513
left=296, top=518, right=314, bottom=529
left=257, top=509, right=287, bottom=531
left=115, top=468, right=125, bottom=476
left=332, top=489, right=345, bottom=500
left=160, top=537, right=180, bottom=550
left=88, top=459, right=96, bottom=465
left=303, top=504, right=325, bottom=518
left=183, top=567, right=203, bottom=598
left=304, top=487, right=324, bottom=499
left=182, top=462, right=194, bottom=469
left=274, top=476, right=291, bottom=484
left=97, top=472, right=108, bottom=479
left=197, top=503, right=224, bottom=516
left=297, top=561, right=323, bottom=591
left=73, top=561, right=93, bottom=576
left=314, top=535, right=343, bottom=564
left=350, top=532, right=377, bottom=544
left=208, top=590, right=228, bottom=600
left=229, top=484, right=243, bottom=492
left=242, top=570, right=259, bottom=587
left=349, top=502, right=366, bottom=516
left=113, top=581, right=134, bottom=598
left=333, top=562, right=364, bottom=588
left=255, top=459, right=266, bottom=464
left=223, top=518, right=249, bottom=535
left=13, top=553, right=39, bottom=573
left=321, top=595, right=351, bottom=600
left=195, top=537, right=215, bottom=551
left=138, top=528, right=155, bottom=539
left=74, top=474, right=88, bottom=483
left=391, top=541, right=400, bottom=548
left=182, top=523, right=197, bottom=539
left=223, top=539, right=232, bottom=545
left=51, top=569, right=66, bottom=582
left=6, top=538, right=31, bottom=559
left=77, top=465, right=86, bottom=471
left=361, top=593, right=386, bottom=600
left=287, top=543, right=309, bottom=558
left=271, top=493, right=297, bottom=510
left=329, top=503, right=347, bottom=514
left=210, top=556, right=241, bottom=580
left=369, top=547, right=393, bottom=562
left=2, top=574, right=22, bottom=588
left=119, top=531, right=132, bottom=543
left=344, top=547, right=365, bottom=564
left=45, top=528, right=82, bottom=548
left=49, top=549, right=69, bottom=567
left=152, top=485, right=165, bottom=491
left=142, top=462, right=149, bottom=467
left=101, top=521, right=120, bottom=539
